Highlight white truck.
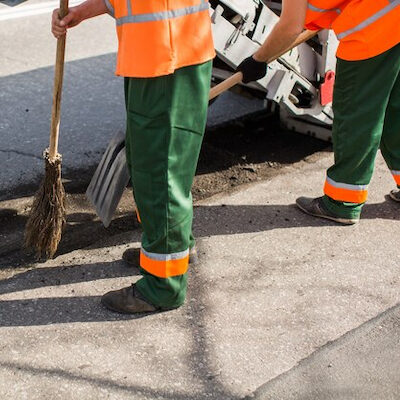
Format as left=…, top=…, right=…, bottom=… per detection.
left=210, top=0, right=338, bottom=141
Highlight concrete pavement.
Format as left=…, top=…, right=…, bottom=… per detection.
left=249, top=303, right=400, bottom=400
left=0, top=151, right=399, bottom=399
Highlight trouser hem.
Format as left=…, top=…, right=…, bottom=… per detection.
left=322, top=195, right=362, bottom=219
left=135, top=275, right=187, bottom=309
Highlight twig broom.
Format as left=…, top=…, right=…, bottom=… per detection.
left=25, top=0, right=69, bottom=259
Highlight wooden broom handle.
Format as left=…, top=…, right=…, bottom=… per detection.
left=49, top=0, right=69, bottom=161
left=209, top=29, right=320, bottom=101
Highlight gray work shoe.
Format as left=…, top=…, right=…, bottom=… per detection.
left=389, top=189, right=400, bottom=202
left=296, top=196, right=359, bottom=225
left=123, top=246, right=199, bottom=268
left=101, top=284, right=158, bottom=314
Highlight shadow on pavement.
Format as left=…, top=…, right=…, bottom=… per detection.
left=192, top=198, right=400, bottom=238
left=0, top=259, right=145, bottom=326
left=0, top=260, right=139, bottom=296
left=0, top=359, right=241, bottom=400
left=0, top=295, right=154, bottom=326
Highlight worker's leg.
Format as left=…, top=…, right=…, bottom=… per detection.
left=125, top=61, right=212, bottom=309
left=321, top=44, right=400, bottom=219
left=125, top=77, right=198, bottom=250
left=380, top=44, right=400, bottom=190
left=124, top=77, right=142, bottom=223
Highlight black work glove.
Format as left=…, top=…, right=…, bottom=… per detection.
left=237, top=56, right=267, bottom=84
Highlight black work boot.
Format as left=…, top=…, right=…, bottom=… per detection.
left=122, top=246, right=199, bottom=268
left=389, top=189, right=400, bottom=202
left=296, top=196, right=359, bottom=225
left=101, top=284, right=158, bottom=314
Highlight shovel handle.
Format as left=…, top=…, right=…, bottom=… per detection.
left=209, top=29, right=320, bottom=101
left=48, top=0, right=69, bottom=161
left=209, top=72, right=243, bottom=100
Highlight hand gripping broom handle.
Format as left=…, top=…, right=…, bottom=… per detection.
left=48, top=0, right=69, bottom=161
left=209, top=29, right=320, bottom=101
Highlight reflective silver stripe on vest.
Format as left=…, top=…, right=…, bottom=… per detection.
left=337, top=0, right=400, bottom=39
left=141, top=248, right=189, bottom=261
left=104, top=0, right=114, bottom=17
left=326, top=177, right=368, bottom=191
left=392, top=170, right=400, bottom=176
left=308, top=3, right=341, bottom=14
left=126, top=0, right=132, bottom=18
left=116, top=1, right=209, bottom=26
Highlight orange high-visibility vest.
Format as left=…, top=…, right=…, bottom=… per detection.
left=105, top=0, right=215, bottom=77
left=305, top=0, right=400, bottom=60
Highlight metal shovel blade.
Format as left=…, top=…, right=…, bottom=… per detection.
left=86, top=131, right=130, bottom=228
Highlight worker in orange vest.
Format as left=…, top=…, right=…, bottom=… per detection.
left=52, top=0, right=215, bottom=312
left=237, top=0, right=400, bottom=224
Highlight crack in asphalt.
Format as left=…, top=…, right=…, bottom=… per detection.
left=0, top=149, right=42, bottom=161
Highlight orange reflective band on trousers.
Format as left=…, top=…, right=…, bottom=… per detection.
left=324, top=177, right=368, bottom=204
left=392, top=171, right=400, bottom=185
left=140, top=249, right=189, bottom=278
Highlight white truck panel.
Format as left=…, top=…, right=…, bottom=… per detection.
left=210, top=0, right=337, bottom=140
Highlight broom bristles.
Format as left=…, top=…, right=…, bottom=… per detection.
left=25, top=150, right=66, bottom=259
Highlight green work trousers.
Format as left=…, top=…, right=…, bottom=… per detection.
left=124, top=61, right=212, bottom=309
left=322, top=42, right=400, bottom=219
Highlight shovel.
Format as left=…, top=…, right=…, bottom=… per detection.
left=86, top=29, right=319, bottom=227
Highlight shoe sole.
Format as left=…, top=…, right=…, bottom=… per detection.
left=296, top=201, right=358, bottom=225
left=100, top=294, right=180, bottom=314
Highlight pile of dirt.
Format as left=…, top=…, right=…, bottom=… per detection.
left=194, top=111, right=329, bottom=200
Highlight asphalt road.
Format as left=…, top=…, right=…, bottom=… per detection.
left=0, top=0, right=264, bottom=199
